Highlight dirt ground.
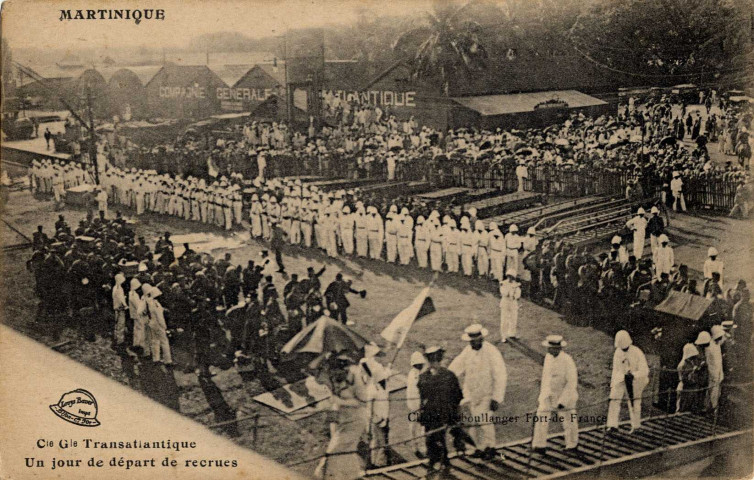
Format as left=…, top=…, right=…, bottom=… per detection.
left=0, top=173, right=750, bottom=475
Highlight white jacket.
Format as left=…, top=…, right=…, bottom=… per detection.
left=611, top=345, right=649, bottom=389
left=539, top=352, right=578, bottom=409
left=449, top=342, right=507, bottom=405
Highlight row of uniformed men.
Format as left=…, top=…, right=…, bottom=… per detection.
left=100, top=167, right=245, bottom=230
left=249, top=190, right=539, bottom=280
left=30, top=159, right=92, bottom=201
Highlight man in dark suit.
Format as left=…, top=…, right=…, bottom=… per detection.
left=418, top=346, right=467, bottom=472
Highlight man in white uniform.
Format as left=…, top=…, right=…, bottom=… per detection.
left=499, top=270, right=522, bottom=343
left=703, top=247, right=724, bottom=288
left=532, top=335, right=579, bottom=453
left=703, top=329, right=724, bottom=411
left=606, top=330, right=649, bottom=432
left=625, top=208, right=647, bottom=259
left=654, top=234, right=674, bottom=278
left=406, top=351, right=427, bottom=458
left=449, top=324, right=507, bottom=460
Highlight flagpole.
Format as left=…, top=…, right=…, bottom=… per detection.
left=386, top=273, right=438, bottom=369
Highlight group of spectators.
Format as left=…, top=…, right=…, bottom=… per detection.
left=26, top=210, right=369, bottom=397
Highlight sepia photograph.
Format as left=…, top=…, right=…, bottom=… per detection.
left=0, top=0, right=752, bottom=478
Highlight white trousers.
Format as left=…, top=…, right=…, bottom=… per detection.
left=606, top=380, right=646, bottom=430
left=532, top=399, right=578, bottom=449
left=469, top=400, right=496, bottom=450
left=500, top=300, right=518, bottom=340
left=151, top=328, right=172, bottom=364
left=632, top=232, right=645, bottom=259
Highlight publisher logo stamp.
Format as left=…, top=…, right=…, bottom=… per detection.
left=49, top=389, right=101, bottom=427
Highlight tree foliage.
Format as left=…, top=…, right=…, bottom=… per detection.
left=568, top=0, right=752, bottom=79
left=392, top=1, right=490, bottom=95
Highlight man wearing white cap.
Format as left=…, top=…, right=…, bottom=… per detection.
left=607, top=330, right=649, bottom=432
left=532, top=335, right=579, bottom=452
left=340, top=206, right=355, bottom=255
left=610, top=235, right=629, bottom=266
left=355, top=205, right=369, bottom=257
left=670, top=171, right=686, bottom=212
left=368, top=363, right=391, bottom=467
left=626, top=208, right=647, bottom=259
left=516, top=160, right=528, bottom=192
left=460, top=219, right=478, bottom=277
left=407, top=351, right=427, bottom=458
left=702, top=329, right=723, bottom=410
left=96, top=187, right=109, bottom=218
left=504, top=224, right=521, bottom=277
left=449, top=324, right=507, bottom=459
left=703, top=247, right=724, bottom=288
left=414, top=216, right=430, bottom=269
left=647, top=206, right=665, bottom=259
left=428, top=219, right=444, bottom=272
left=128, top=278, right=148, bottom=355
left=367, top=206, right=384, bottom=260
left=488, top=222, right=505, bottom=280
left=145, top=285, right=172, bottom=365
left=398, top=210, right=414, bottom=265
left=499, top=271, right=522, bottom=342
left=444, top=219, right=461, bottom=273
left=111, top=272, right=128, bottom=347
left=475, top=220, right=490, bottom=277
left=654, top=234, right=674, bottom=279
left=385, top=209, right=399, bottom=263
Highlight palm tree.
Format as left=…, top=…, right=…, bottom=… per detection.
left=393, top=1, right=488, bottom=96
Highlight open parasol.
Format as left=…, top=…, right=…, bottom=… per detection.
left=281, top=316, right=368, bottom=356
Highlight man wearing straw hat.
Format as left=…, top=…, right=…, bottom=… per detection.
left=606, top=330, right=649, bottom=433
left=532, top=335, right=579, bottom=453
left=449, top=324, right=507, bottom=460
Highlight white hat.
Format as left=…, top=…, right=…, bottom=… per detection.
left=410, top=351, right=427, bottom=366
left=721, top=320, right=737, bottom=331
left=509, top=224, right=519, bottom=232
left=694, top=331, right=711, bottom=346
left=467, top=207, right=478, bottom=217
left=475, top=220, right=485, bottom=231
left=611, top=235, right=622, bottom=244
left=424, top=345, right=444, bottom=355
left=651, top=206, right=659, bottom=214
left=542, top=334, right=567, bottom=348
left=527, top=227, right=536, bottom=235
left=708, top=247, right=718, bottom=257
left=489, top=222, right=499, bottom=232
left=506, top=269, right=516, bottom=277
left=614, top=330, right=632, bottom=350
left=659, top=234, right=669, bottom=243
left=461, top=324, right=489, bottom=341
left=637, top=207, right=646, bottom=214
left=711, top=325, right=726, bottom=340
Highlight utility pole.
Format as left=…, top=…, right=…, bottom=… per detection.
left=85, top=85, right=99, bottom=185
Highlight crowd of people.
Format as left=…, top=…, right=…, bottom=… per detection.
left=89, top=92, right=751, bottom=205
left=26, top=209, right=371, bottom=397
left=21, top=88, right=754, bottom=478
left=316, top=314, right=749, bottom=477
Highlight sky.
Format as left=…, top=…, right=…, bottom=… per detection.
left=1, top=0, right=433, bottom=52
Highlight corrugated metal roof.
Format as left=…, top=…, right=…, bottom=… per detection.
left=654, top=290, right=713, bottom=321
left=452, top=90, right=607, bottom=116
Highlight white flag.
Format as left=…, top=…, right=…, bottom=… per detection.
left=380, top=286, right=433, bottom=349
